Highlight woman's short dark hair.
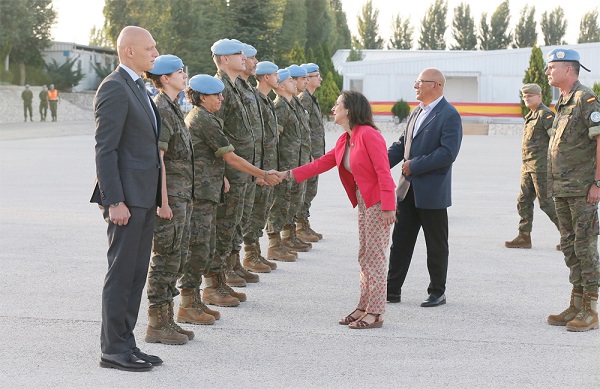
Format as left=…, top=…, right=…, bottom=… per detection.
left=185, top=86, right=203, bottom=107
left=341, top=90, right=378, bottom=131
left=144, top=71, right=164, bottom=89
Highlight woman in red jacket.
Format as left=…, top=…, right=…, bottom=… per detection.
left=284, top=90, right=396, bottom=329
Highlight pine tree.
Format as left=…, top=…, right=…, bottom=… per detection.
left=541, top=7, right=568, bottom=45
left=388, top=14, right=413, bottom=50
left=330, top=0, right=352, bottom=51
left=478, top=12, right=491, bottom=50
left=450, top=3, right=477, bottom=50
left=521, top=45, right=552, bottom=116
left=578, top=9, right=600, bottom=43
left=276, top=0, right=307, bottom=66
left=305, top=0, right=334, bottom=53
left=356, top=0, right=383, bottom=49
left=513, top=5, right=537, bottom=48
left=418, top=0, right=448, bottom=50
left=488, top=1, right=512, bottom=50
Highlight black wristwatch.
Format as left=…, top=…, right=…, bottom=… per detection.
left=594, top=180, right=600, bottom=188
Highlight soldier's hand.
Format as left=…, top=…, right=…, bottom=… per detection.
left=109, top=203, right=131, bottom=226
left=265, top=170, right=282, bottom=186
left=256, top=178, right=266, bottom=186
left=224, top=177, right=230, bottom=193
left=587, top=184, right=600, bottom=203
left=158, top=204, right=173, bottom=220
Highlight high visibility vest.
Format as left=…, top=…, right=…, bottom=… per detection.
left=48, top=90, right=58, bottom=100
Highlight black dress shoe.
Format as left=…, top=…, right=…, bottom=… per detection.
left=100, top=351, right=153, bottom=372
left=132, top=347, right=163, bottom=366
left=387, top=293, right=401, bottom=303
left=420, top=294, right=446, bottom=307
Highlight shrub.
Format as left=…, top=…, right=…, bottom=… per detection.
left=391, top=99, right=410, bottom=123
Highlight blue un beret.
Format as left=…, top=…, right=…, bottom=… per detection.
left=242, top=44, right=257, bottom=57
left=256, top=61, right=278, bottom=75
left=150, top=55, right=184, bottom=75
left=300, top=63, right=319, bottom=73
left=547, top=48, right=590, bottom=72
left=287, top=64, right=307, bottom=77
left=277, top=69, right=291, bottom=82
left=211, top=39, right=244, bottom=55
left=189, top=74, right=225, bottom=94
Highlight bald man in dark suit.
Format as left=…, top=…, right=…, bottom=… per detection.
left=91, top=26, right=162, bottom=372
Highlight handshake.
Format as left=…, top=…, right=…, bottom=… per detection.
left=257, top=170, right=293, bottom=186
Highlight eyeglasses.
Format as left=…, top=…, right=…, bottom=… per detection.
left=208, top=92, right=223, bottom=98
left=414, top=79, right=437, bottom=86
left=307, top=73, right=321, bottom=78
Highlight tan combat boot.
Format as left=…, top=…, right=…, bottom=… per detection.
left=145, top=305, right=189, bottom=345
left=256, top=243, right=277, bottom=270
left=267, top=232, right=297, bottom=262
left=198, top=299, right=221, bottom=320
left=306, top=218, right=323, bottom=240
left=504, top=232, right=532, bottom=248
left=224, top=251, right=247, bottom=287
left=202, top=272, right=240, bottom=307
left=282, top=224, right=311, bottom=252
left=566, top=292, right=599, bottom=332
left=296, top=218, right=320, bottom=242
left=547, top=288, right=583, bottom=326
left=232, top=250, right=260, bottom=283
left=218, top=271, right=247, bottom=302
left=177, top=288, right=216, bottom=325
left=168, top=301, right=195, bottom=339
left=243, top=244, right=272, bottom=273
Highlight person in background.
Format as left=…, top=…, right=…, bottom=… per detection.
left=48, top=84, right=59, bottom=121
left=21, top=84, right=33, bottom=122
left=39, top=85, right=48, bottom=121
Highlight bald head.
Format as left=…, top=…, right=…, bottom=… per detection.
left=414, top=67, right=445, bottom=104
left=117, top=26, right=159, bottom=75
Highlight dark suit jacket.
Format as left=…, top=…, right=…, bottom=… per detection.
left=388, top=97, right=462, bottom=209
left=90, top=66, right=161, bottom=208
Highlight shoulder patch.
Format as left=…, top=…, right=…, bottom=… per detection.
left=587, top=96, right=598, bottom=103
left=591, top=112, right=600, bottom=123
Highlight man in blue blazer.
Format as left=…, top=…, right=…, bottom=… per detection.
left=91, top=26, right=162, bottom=371
left=387, top=68, right=463, bottom=307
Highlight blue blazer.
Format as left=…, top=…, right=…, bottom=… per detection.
left=388, top=97, right=462, bottom=209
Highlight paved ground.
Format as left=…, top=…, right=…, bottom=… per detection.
left=0, top=119, right=598, bottom=388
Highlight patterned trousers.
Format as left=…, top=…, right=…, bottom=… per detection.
left=356, top=190, right=391, bottom=315
left=516, top=169, right=559, bottom=232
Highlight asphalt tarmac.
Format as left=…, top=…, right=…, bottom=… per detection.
left=0, top=119, right=598, bottom=388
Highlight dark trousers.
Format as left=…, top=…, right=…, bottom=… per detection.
left=101, top=205, right=156, bottom=354
left=387, top=186, right=449, bottom=297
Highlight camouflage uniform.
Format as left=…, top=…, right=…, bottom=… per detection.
left=298, top=90, right=325, bottom=219
left=39, top=89, right=48, bottom=121
left=267, top=96, right=302, bottom=233
left=178, top=105, right=234, bottom=289
left=21, top=89, right=33, bottom=121
left=147, top=92, right=194, bottom=308
left=548, top=81, right=600, bottom=293
left=288, top=95, right=311, bottom=223
left=516, top=103, right=559, bottom=232
left=213, top=71, right=255, bottom=270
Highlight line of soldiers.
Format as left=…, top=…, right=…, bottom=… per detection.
left=21, top=84, right=59, bottom=122
left=143, top=38, right=327, bottom=344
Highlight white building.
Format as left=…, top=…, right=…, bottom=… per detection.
left=42, top=41, right=117, bottom=91
left=332, top=42, right=600, bottom=122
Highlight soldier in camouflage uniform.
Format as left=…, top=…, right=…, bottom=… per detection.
left=283, top=64, right=312, bottom=253
left=181, top=73, right=281, bottom=313
left=267, top=68, right=303, bottom=261
left=505, top=83, right=559, bottom=250
left=544, top=48, right=600, bottom=332
left=297, top=63, right=325, bottom=241
left=144, top=55, right=193, bottom=345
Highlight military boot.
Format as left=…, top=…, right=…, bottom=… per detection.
left=202, top=272, right=240, bottom=307
left=198, top=299, right=221, bottom=320
left=547, top=288, right=583, bottom=326
left=296, top=218, right=320, bottom=242
left=145, top=305, right=188, bottom=345
left=168, top=301, right=195, bottom=340
left=177, top=288, right=216, bottom=325
left=256, top=243, right=277, bottom=270
left=282, top=224, right=311, bottom=252
left=566, top=292, right=599, bottom=332
left=231, top=250, right=260, bottom=283
left=218, top=271, right=247, bottom=302
left=504, top=232, right=532, bottom=248
left=243, top=244, right=271, bottom=273
left=267, top=233, right=297, bottom=262
left=224, top=251, right=246, bottom=287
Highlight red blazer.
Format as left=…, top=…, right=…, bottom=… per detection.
left=293, top=125, right=396, bottom=211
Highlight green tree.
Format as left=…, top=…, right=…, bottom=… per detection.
left=347, top=43, right=365, bottom=61
left=541, top=7, right=568, bottom=45
left=330, top=0, right=352, bottom=51
left=391, top=99, right=410, bottom=123
left=276, top=0, right=307, bottom=66
left=89, top=25, right=113, bottom=48
left=521, top=45, right=551, bottom=116
left=578, top=9, right=600, bottom=43
left=593, top=82, right=600, bottom=97
left=305, top=0, right=335, bottom=53
left=45, top=56, right=84, bottom=92
left=418, top=0, right=448, bottom=50
left=513, top=5, right=537, bottom=48
left=356, top=0, right=383, bottom=49
left=478, top=12, right=491, bottom=50
left=0, top=0, right=56, bottom=85
left=312, top=43, right=340, bottom=118
left=388, top=14, right=413, bottom=50
left=488, top=0, right=512, bottom=50
left=450, top=3, right=477, bottom=50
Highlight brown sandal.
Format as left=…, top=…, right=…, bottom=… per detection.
left=348, top=313, right=383, bottom=329
left=338, top=309, right=365, bottom=325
